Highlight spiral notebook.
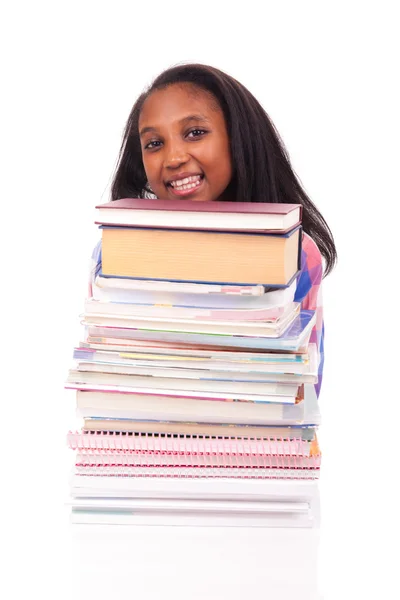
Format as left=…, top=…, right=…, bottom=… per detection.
left=69, top=430, right=320, bottom=478
left=74, top=452, right=320, bottom=475
left=73, top=465, right=319, bottom=480
left=67, top=430, right=319, bottom=457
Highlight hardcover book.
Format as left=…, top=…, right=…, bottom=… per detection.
left=100, top=225, right=302, bottom=287
left=95, top=198, right=302, bottom=233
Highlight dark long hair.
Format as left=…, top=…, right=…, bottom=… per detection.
left=111, top=63, right=337, bottom=276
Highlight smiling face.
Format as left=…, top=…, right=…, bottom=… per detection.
left=138, top=83, right=233, bottom=201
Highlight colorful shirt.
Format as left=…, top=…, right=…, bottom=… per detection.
left=89, top=231, right=324, bottom=397
left=294, top=232, right=324, bottom=398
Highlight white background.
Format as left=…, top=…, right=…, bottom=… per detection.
left=2, top=2, right=399, bottom=598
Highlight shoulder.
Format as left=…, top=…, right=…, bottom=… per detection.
left=90, top=239, right=102, bottom=279
left=301, top=231, right=322, bottom=266
left=301, top=231, right=323, bottom=278
left=295, top=231, right=323, bottom=302
left=92, top=239, right=102, bottom=261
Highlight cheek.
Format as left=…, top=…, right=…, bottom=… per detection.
left=212, top=136, right=232, bottom=173
left=142, top=155, right=159, bottom=184
left=213, top=145, right=232, bottom=182
left=201, top=140, right=231, bottom=171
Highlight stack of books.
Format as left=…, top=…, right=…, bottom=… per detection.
left=66, top=198, right=321, bottom=527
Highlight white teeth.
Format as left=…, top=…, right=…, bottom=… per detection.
left=170, top=175, right=201, bottom=188
left=177, top=182, right=198, bottom=190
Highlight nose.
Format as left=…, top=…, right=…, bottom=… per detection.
left=163, top=139, right=190, bottom=170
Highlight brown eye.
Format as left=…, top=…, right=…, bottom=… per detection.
left=144, top=140, right=162, bottom=150
left=187, top=129, right=207, bottom=139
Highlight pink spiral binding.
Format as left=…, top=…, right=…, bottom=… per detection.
left=67, top=430, right=318, bottom=458
left=74, top=449, right=320, bottom=469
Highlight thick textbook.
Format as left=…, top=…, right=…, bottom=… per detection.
left=95, top=198, right=302, bottom=233
left=100, top=225, right=301, bottom=287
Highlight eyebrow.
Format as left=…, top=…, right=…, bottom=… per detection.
left=139, top=114, right=210, bottom=137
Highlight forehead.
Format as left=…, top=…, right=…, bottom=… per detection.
left=139, top=83, right=222, bottom=128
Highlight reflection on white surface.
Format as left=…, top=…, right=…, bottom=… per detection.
left=71, top=520, right=321, bottom=599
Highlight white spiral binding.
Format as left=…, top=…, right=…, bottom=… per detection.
left=74, top=465, right=319, bottom=479
left=75, top=449, right=320, bottom=469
